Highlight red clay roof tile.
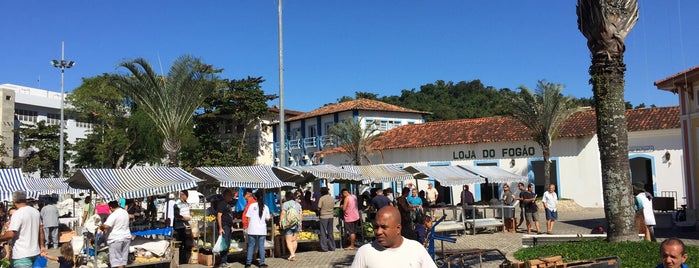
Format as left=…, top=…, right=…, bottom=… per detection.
left=370, top=106, right=679, bottom=150
left=287, top=99, right=429, bottom=122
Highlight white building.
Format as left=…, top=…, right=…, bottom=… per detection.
left=0, top=84, right=92, bottom=170
left=318, top=103, right=684, bottom=208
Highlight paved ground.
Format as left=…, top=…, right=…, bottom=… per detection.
left=46, top=207, right=699, bottom=268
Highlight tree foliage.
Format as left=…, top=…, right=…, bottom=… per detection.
left=328, top=118, right=381, bottom=165
left=67, top=74, right=163, bottom=169
left=507, top=80, right=584, bottom=188
left=15, top=121, right=70, bottom=177
left=112, top=55, right=219, bottom=167
left=180, top=77, right=270, bottom=170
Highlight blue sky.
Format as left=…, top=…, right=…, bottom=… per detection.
left=1, top=1, right=696, bottom=112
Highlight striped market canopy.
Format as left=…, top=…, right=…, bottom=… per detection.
left=191, top=166, right=295, bottom=189
left=273, top=164, right=369, bottom=184
left=341, top=164, right=415, bottom=183
left=403, top=165, right=485, bottom=186
left=66, top=167, right=201, bottom=201
left=0, top=169, right=39, bottom=201
left=457, top=165, right=527, bottom=184
left=25, top=177, right=90, bottom=195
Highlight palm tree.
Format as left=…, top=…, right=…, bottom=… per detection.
left=509, top=80, right=583, bottom=189
left=577, top=0, right=639, bottom=242
left=328, top=118, right=381, bottom=165
left=113, top=55, right=217, bottom=167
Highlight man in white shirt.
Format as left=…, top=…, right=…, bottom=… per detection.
left=542, top=184, right=558, bottom=234
left=351, top=206, right=436, bottom=268
left=425, top=183, right=439, bottom=206
left=0, top=190, right=46, bottom=268
left=101, top=201, right=132, bottom=268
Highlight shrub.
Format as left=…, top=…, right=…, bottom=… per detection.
left=514, top=239, right=699, bottom=268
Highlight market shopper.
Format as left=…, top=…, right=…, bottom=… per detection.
left=217, top=189, right=234, bottom=268
left=501, top=184, right=517, bottom=233
left=174, top=191, right=193, bottom=264
left=82, top=196, right=95, bottom=226
left=0, top=190, right=46, bottom=268
left=542, top=184, right=558, bottom=234
left=637, top=188, right=657, bottom=242
left=241, top=188, right=255, bottom=230
left=516, top=182, right=526, bottom=229
left=460, top=185, right=475, bottom=220
left=280, top=192, right=302, bottom=261
left=522, top=184, right=541, bottom=234
left=95, top=198, right=111, bottom=223
left=101, top=201, right=131, bottom=268
left=425, top=183, right=439, bottom=207
left=341, top=188, right=360, bottom=250
left=40, top=200, right=60, bottom=249
left=317, top=187, right=336, bottom=252
left=351, top=206, right=436, bottom=268
left=245, top=190, right=270, bottom=268
left=396, top=187, right=417, bottom=240
left=370, top=188, right=391, bottom=211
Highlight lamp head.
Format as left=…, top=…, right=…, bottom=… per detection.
left=66, top=61, right=75, bottom=68
left=51, top=60, right=60, bottom=67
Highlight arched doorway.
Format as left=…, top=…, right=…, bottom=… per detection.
left=629, top=155, right=654, bottom=194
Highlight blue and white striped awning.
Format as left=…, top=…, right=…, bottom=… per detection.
left=24, top=177, right=90, bottom=196
left=341, top=164, right=415, bottom=183
left=457, top=165, right=527, bottom=184
left=403, top=166, right=485, bottom=186
left=66, top=168, right=201, bottom=201
left=192, top=166, right=295, bottom=189
left=273, top=165, right=369, bottom=184
left=0, top=169, right=38, bottom=201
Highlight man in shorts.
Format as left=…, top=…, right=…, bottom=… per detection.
left=342, top=189, right=360, bottom=250
left=522, top=184, right=541, bottom=234
left=101, top=201, right=131, bottom=268
left=0, top=190, right=46, bottom=268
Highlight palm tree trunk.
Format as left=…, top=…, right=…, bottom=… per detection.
left=589, top=53, right=637, bottom=242
left=163, top=138, right=181, bottom=167
left=542, top=146, right=551, bottom=189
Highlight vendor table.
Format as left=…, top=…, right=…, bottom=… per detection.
left=462, top=205, right=506, bottom=235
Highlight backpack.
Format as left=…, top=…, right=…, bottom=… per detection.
left=281, top=202, right=300, bottom=229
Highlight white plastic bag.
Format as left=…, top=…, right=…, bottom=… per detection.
left=212, top=235, right=227, bottom=253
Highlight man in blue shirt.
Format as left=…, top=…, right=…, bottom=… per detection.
left=656, top=238, right=689, bottom=268
left=407, top=189, right=423, bottom=222
left=371, top=188, right=391, bottom=211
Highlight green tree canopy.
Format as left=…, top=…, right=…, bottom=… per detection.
left=180, top=76, right=270, bottom=170
left=112, top=55, right=219, bottom=167
left=15, top=121, right=70, bottom=177
left=67, top=74, right=163, bottom=168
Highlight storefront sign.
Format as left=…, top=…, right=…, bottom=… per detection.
left=452, top=146, right=536, bottom=159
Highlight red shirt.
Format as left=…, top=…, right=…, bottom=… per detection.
left=242, top=196, right=256, bottom=229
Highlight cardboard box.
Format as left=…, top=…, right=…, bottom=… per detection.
left=198, top=253, right=220, bottom=267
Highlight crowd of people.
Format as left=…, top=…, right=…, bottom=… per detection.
left=0, top=181, right=687, bottom=268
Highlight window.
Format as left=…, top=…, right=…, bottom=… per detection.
left=15, top=109, right=37, bottom=123
left=365, top=119, right=379, bottom=131
left=378, top=120, right=402, bottom=131
left=75, top=121, right=93, bottom=129
left=308, top=125, right=317, bottom=137
left=46, top=113, right=62, bottom=125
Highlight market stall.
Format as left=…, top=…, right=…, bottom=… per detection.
left=191, top=166, right=296, bottom=260
left=66, top=167, right=202, bottom=267
left=0, top=168, right=39, bottom=201
left=25, top=177, right=91, bottom=231
left=403, top=165, right=486, bottom=234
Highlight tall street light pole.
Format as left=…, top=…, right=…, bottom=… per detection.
left=278, top=0, right=286, bottom=167
left=51, top=41, right=74, bottom=180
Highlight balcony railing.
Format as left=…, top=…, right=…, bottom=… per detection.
left=288, top=139, right=302, bottom=150
left=319, top=135, right=335, bottom=148
left=303, top=137, right=317, bottom=148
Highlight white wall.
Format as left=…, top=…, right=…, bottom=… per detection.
left=322, top=129, right=685, bottom=208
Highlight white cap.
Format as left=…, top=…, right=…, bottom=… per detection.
left=168, top=193, right=175, bottom=199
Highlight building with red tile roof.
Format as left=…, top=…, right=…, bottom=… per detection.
left=318, top=106, right=683, bottom=208
left=270, top=98, right=429, bottom=165
left=656, top=65, right=699, bottom=212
